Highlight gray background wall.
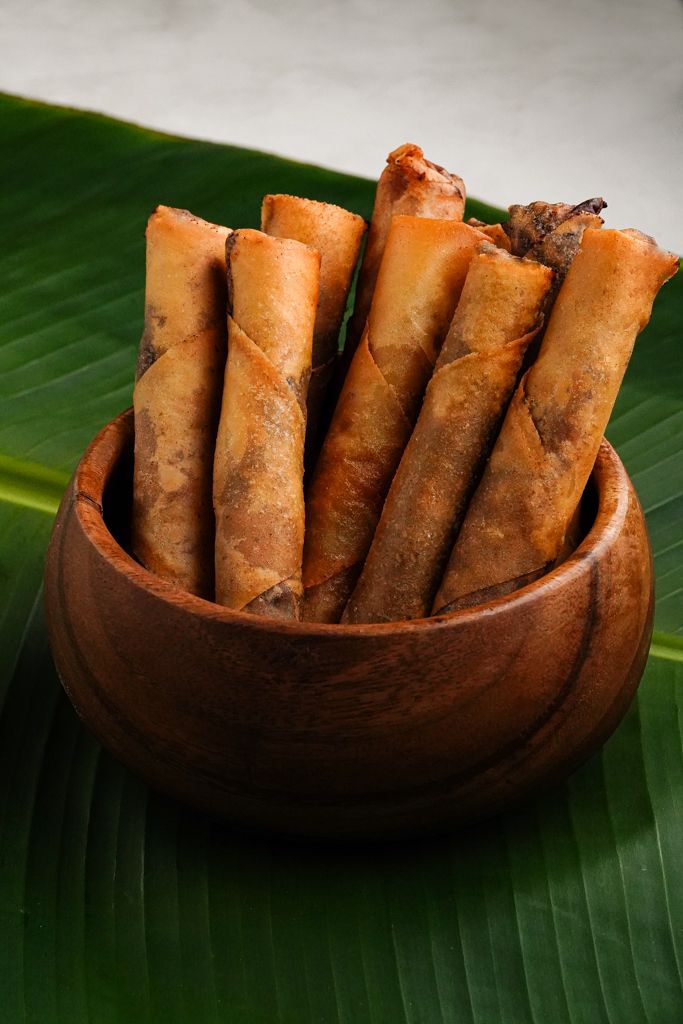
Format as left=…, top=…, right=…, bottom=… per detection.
left=2, top=0, right=681, bottom=251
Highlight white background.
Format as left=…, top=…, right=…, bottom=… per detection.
left=1, top=0, right=681, bottom=251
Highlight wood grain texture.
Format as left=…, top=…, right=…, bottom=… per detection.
left=44, top=409, right=653, bottom=840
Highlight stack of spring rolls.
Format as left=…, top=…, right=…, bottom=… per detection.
left=132, top=144, right=678, bottom=624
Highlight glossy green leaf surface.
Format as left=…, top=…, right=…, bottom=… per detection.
left=1, top=92, right=682, bottom=1022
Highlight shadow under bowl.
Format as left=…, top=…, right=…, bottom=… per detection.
left=44, top=409, right=653, bottom=840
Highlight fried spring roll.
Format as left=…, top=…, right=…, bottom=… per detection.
left=133, top=205, right=231, bottom=598
left=343, top=144, right=466, bottom=362
left=303, top=216, right=486, bottom=622
left=506, top=197, right=606, bottom=257
left=213, top=229, right=319, bottom=619
left=344, top=245, right=553, bottom=624
left=503, top=204, right=606, bottom=387
left=261, top=194, right=366, bottom=461
left=432, top=228, right=678, bottom=615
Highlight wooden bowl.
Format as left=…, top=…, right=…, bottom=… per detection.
left=44, top=409, right=653, bottom=840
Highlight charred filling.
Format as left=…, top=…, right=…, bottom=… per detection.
left=508, top=197, right=607, bottom=257
left=570, top=197, right=607, bottom=218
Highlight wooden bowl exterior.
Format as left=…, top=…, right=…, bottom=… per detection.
left=44, top=409, right=653, bottom=840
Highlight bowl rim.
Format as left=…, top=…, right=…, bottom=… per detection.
left=64, top=407, right=635, bottom=638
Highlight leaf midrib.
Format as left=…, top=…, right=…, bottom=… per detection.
left=0, top=453, right=69, bottom=514
left=3, top=454, right=680, bottom=660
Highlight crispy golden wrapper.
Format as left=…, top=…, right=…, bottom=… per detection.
left=432, top=228, right=678, bottom=615
left=132, top=205, right=231, bottom=598
left=213, top=229, right=319, bottom=619
left=303, top=216, right=486, bottom=623
left=344, top=245, right=553, bottom=623
left=343, top=143, right=466, bottom=363
left=261, top=194, right=366, bottom=462
left=467, top=218, right=511, bottom=251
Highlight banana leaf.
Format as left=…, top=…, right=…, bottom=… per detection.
left=1, top=93, right=682, bottom=1023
